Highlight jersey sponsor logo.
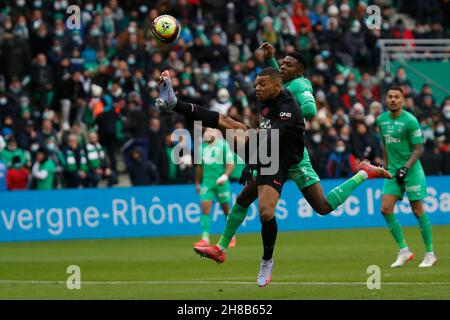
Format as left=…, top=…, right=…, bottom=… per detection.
left=301, top=91, right=314, bottom=98
left=384, top=134, right=401, bottom=144
left=413, top=129, right=422, bottom=137
left=405, top=185, right=421, bottom=192
left=279, top=111, right=292, bottom=120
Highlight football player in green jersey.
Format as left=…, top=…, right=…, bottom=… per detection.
left=256, top=42, right=390, bottom=215
left=377, top=86, right=436, bottom=268
left=194, top=128, right=236, bottom=248
left=205, top=44, right=391, bottom=258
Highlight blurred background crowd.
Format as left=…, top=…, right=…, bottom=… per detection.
left=0, top=0, right=449, bottom=191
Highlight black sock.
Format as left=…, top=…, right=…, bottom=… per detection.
left=261, top=217, right=277, bottom=260
left=174, top=100, right=219, bottom=128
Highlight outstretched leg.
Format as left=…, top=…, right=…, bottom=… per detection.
left=157, top=70, right=247, bottom=133
left=300, top=161, right=391, bottom=215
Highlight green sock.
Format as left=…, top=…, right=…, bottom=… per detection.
left=326, top=171, right=367, bottom=210
left=200, top=214, right=211, bottom=240
left=217, top=203, right=248, bottom=250
left=383, top=213, right=408, bottom=249
left=417, top=213, right=433, bottom=253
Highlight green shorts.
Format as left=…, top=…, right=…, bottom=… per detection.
left=382, top=168, right=427, bottom=201
left=288, top=153, right=320, bottom=191
left=199, top=181, right=231, bottom=204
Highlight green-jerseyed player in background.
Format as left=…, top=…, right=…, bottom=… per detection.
left=377, top=86, right=436, bottom=268
left=194, top=128, right=236, bottom=248
left=196, top=44, right=391, bottom=261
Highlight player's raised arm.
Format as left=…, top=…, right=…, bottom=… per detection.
left=259, top=42, right=280, bottom=70
left=157, top=70, right=249, bottom=149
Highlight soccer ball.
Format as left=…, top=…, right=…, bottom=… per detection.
left=151, top=15, right=181, bottom=44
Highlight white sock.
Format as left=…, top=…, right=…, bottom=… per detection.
left=400, top=247, right=410, bottom=254
left=359, top=170, right=369, bottom=179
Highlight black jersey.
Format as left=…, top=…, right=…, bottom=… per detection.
left=257, top=89, right=305, bottom=166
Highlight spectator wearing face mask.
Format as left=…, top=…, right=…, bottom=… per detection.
left=85, top=130, right=116, bottom=187
left=228, top=33, right=252, bottom=64
left=339, top=125, right=352, bottom=151
left=210, top=88, right=232, bottom=115
left=58, top=134, right=89, bottom=188
left=307, top=130, right=330, bottom=178
left=327, top=140, right=358, bottom=178
left=420, top=95, right=440, bottom=120
left=351, top=122, right=383, bottom=165
left=7, top=77, right=25, bottom=107
left=0, top=136, right=29, bottom=168
left=393, top=67, right=412, bottom=88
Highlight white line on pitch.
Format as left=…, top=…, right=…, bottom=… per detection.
left=1, top=280, right=450, bottom=286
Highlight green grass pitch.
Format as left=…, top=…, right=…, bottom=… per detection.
left=0, top=226, right=449, bottom=299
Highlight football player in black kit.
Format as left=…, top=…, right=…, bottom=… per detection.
left=158, top=67, right=305, bottom=287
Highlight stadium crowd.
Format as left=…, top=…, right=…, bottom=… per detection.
left=0, top=0, right=449, bottom=191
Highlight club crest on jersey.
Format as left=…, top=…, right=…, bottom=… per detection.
left=261, top=107, right=269, bottom=117
left=279, top=111, right=292, bottom=120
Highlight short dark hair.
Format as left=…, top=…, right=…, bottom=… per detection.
left=287, top=51, right=307, bottom=69
left=258, top=67, right=282, bottom=81
left=388, top=85, right=404, bottom=95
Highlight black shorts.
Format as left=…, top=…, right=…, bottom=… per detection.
left=254, top=156, right=293, bottom=195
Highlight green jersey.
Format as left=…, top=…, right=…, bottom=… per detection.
left=36, top=159, right=56, bottom=190
left=377, top=110, right=424, bottom=172
left=200, top=139, right=234, bottom=184
left=268, top=57, right=317, bottom=168
left=269, top=57, right=317, bottom=120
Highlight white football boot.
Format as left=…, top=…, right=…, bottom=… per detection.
left=391, top=248, right=414, bottom=268
left=419, top=252, right=437, bottom=267
left=257, top=258, right=274, bottom=287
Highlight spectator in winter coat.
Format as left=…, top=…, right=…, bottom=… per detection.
left=58, top=134, right=89, bottom=188
left=327, top=140, right=358, bottom=178
left=6, top=156, right=29, bottom=190
left=127, top=147, right=159, bottom=186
